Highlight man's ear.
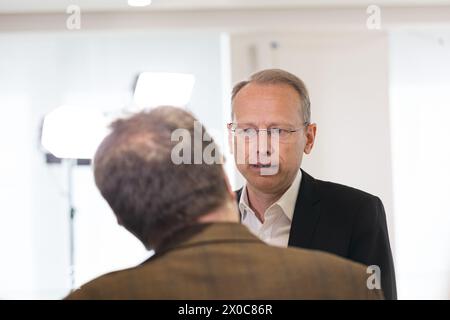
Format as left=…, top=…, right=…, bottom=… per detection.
left=304, top=123, right=317, bottom=154
left=228, top=112, right=236, bottom=155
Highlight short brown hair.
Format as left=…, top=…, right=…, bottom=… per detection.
left=93, top=106, right=229, bottom=250
left=231, top=68, right=311, bottom=123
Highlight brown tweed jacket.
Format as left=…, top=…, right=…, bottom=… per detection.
left=65, top=223, right=383, bottom=300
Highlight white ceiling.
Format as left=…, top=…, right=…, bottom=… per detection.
left=1, top=0, right=450, bottom=14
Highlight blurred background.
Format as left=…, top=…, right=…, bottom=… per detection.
left=0, top=0, right=449, bottom=299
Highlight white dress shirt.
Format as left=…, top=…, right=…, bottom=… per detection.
left=239, top=170, right=302, bottom=247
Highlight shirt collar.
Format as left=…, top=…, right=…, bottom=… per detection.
left=239, top=185, right=250, bottom=220
left=239, top=169, right=302, bottom=221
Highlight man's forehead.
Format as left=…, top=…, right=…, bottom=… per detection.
left=233, top=83, right=301, bottom=107
left=232, top=101, right=303, bottom=124
left=231, top=82, right=304, bottom=123
left=236, top=82, right=300, bottom=100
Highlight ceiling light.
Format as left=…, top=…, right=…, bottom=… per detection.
left=128, top=0, right=152, bottom=7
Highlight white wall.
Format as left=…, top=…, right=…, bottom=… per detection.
left=0, top=96, right=36, bottom=299
left=0, top=30, right=226, bottom=299
left=389, top=29, right=450, bottom=299
left=0, top=34, right=72, bottom=298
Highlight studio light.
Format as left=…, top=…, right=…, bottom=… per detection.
left=41, top=105, right=108, bottom=160
left=40, top=105, right=110, bottom=289
left=133, top=72, right=195, bottom=109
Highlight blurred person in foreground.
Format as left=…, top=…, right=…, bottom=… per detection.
left=65, top=106, right=383, bottom=300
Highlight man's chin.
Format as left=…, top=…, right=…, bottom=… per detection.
left=241, top=170, right=285, bottom=192
left=248, top=181, right=281, bottom=194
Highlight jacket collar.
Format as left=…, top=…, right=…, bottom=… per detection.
left=150, top=222, right=261, bottom=258
left=287, top=169, right=321, bottom=248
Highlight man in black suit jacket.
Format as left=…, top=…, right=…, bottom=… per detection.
left=236, top=169, right=396, bottom=299
left=229, top=69, right=397, bottom=299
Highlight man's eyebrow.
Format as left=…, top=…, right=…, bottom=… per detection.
left=234, top=122, right=296, bottom=127
left=267, top=122, right=297, bottom=127
left=233, top=122, right=257, bottom=126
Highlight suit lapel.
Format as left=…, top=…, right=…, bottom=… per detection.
left=288, top=169, right=321, bottom=248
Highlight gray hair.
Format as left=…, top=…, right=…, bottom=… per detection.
left=231, top=68, right=311, bottom=123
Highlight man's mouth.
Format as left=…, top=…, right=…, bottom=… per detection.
left=250, top=163, right=274, bottom=169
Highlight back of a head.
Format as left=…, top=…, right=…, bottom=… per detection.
left=93, top=106, right=229, bottom=250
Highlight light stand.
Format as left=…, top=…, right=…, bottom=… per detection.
left=66, top=158, right=76, bottom=290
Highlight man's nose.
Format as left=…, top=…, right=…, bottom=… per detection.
left=256, top=131, right=272, bottom=160
left=257, top=146, right=271, bottom=156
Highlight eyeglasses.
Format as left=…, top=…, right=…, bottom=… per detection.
left=227, top=122, right=309, bottom=141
